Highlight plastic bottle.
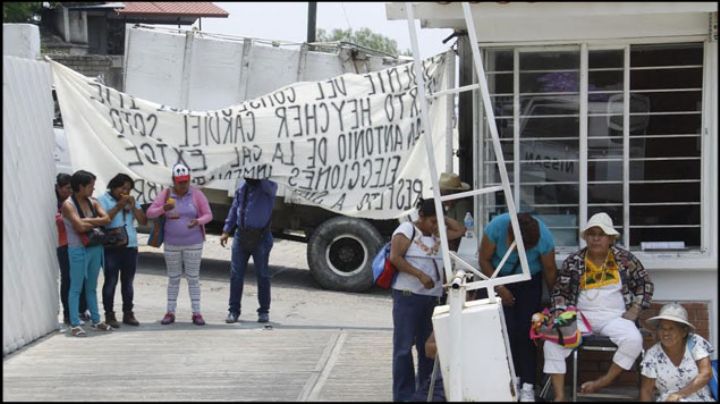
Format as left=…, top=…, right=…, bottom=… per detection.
left=464, top=212, right=474, bottom=238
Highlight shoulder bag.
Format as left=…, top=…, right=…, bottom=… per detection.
left=529, top=306, right=592, bottom=348
left=71, top=195, right=106, bottom=247
left=148, top=188, right=169, bottom=248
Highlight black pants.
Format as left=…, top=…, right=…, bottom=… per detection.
left=475, top=272, right=543, bottom=386
left=102, top=247, right=138, bottom=314
left=57, top=245, right=86, bottom=320
left=504, top=272, right=543, bottom=386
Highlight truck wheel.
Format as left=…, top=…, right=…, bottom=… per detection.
left=307, top=216, right=384, bottom=292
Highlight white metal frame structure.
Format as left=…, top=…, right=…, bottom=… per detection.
left=403, top=2, right=533, bottom=400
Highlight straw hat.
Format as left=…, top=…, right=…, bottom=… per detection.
left=438, top=172, right=470, bottom=192
left=581, top=212, right=620, bottom=238
left=646, top=302, right=695, bottom=330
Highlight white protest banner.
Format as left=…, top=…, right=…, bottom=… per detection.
left=50, top=52, right=449, bottom=220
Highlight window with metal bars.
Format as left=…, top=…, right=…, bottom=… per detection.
left=478, top=42, right=703, bottom=251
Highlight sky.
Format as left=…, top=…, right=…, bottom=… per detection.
left=197, top=2, right=454, bottom=58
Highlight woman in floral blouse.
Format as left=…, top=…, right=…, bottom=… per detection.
left=543, top=212, right=654, bottom=401
left=640, top=303, right=714, bottom=402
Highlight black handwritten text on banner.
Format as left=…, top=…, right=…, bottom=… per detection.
left=50, top=53, right=449, bottom=220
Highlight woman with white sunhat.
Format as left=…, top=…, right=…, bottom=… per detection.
left=640, top=303, right=715, bottom=402
left=543, top=212, right=654, bottom=401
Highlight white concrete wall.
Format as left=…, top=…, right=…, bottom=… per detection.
left=2, top=55, right=59, bottom=355
left=124, top=26, right=403, bottom=111
left=3, top=24, right=41, bottom=60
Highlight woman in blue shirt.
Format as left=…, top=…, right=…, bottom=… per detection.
left=98, top=173, right=147, bottom=327
left=478, top=212, right=557, bottom=401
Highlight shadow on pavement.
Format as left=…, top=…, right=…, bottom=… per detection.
left=136, top=252, right=392, bottom=298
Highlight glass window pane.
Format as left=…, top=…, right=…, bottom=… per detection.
left=483, top=118, right=514, bottom=139
left=520, top=139, right=579, bottom=160
left=483, top=161, right=514, bottom=184
left=630, top=182, right=700, bottom=203
left=630, top=43, right=703, bottom=67
left=588, top=183, right=623, bottom=204
left=492, top=95, right=514, bottom=117
left=631, top=114, right=701, bottom=136
left=520, top=95, right=579, bottom=116
left=629, top=137, right=701, bottom=159
left=589, top=70, right=623, bottom=91
left=589, top=138, right=623, bottom=158
left=588, top=205, right=623, bottom=228
left=636, top=91, right=702, bottom=113
left=630, top=68, right=702, bottom=90
left=488, top=72, right=513, bottom=94
left=520, top=161, right=578, bottom=183
left=589, top=161, right=623, bottom=182
left=588, top=115, right=623, bottom=137
left=630, top=227, right=700, bottom=248
left=520, top=116, right=579, bottom=138
left=485, top=49, right=513, bottom=71
left=483, top=140, right=514, bottom=162
left=629, top=159, right=700, bottom=181
left=589, top=50, right=623, bottom=68
left=520, top=184, right=578, bottom=205
left=520, top=72, right=579, bottom=93
left=631, top=205, right=700, bottom=226
left=534, top=208, right=579, bottom=247
left=520, top=51, right=580, bottom=70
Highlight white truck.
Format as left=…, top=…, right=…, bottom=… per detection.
left=98, top=25, right=452, bottom=292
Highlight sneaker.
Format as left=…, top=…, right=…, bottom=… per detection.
left=105, top=312, right=121, bottom=328
left=258, top=313, right=269, bottom=323
left=70, top=326, right=86, bottom=337
left=79, top=311, right=91, bottom=322
left=225, top=312, right=239, bottom=323
left=520, top=383, right=535, bottom=402
left=91, top=322, right=113, bottom=331
left=160, top=312, right=175, bottom=325
left=192, top=313, right=206, bottom=326
left=123, top=311, right=140, bottom=326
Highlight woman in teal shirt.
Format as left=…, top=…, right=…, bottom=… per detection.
left=478, top=212, right=557, bottom=401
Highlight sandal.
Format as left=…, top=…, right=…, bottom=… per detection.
left=91, top=322, right=113, bottom=331
left=71, top=326, right=86, bottom=337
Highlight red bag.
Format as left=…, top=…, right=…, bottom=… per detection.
left=372, top=226, right=416, bottom=289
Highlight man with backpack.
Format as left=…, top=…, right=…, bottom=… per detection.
left=220, top=178, right=278, bottom=324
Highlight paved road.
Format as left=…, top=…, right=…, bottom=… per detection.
left=3, top=235, right=398, bottom=401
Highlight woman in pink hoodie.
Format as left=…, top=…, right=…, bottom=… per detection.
left=146, top=163, right=212, bottom=326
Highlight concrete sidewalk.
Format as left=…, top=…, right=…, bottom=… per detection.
left=3, top=237, right=395, bottom=401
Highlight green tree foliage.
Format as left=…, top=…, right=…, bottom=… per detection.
left=316, top=27, right=411, bottom=57
left=3, top=2, right=44, bottom=23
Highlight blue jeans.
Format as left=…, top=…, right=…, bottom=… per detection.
left=68, top=245, right=104, bottom=326
left=392, top=289, right=438, bottom=402
left=102, top=247, right=138, bottom=314
left=228, top=231, right=273, bottom=315
left=58, top=245, right=86, bottom=320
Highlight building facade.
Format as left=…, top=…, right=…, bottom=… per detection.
left=388, top=2, right=718, bottom=357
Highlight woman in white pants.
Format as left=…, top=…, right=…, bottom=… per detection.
left=146, top=164, right=213, bottom=326
left=543, top=212, right=654, bottom=401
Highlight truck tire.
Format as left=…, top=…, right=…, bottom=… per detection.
left=307, top=216, right=384, bottom=292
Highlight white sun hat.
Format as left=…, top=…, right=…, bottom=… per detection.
left=645, top=302, right=695, bottom=330
left=581, top=212, right=621, bottom=238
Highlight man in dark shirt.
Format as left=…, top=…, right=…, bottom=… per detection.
left=220, top=178, right=278, bottom=323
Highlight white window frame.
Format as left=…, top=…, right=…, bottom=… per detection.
left=474, top=35, right=717, bottom=271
